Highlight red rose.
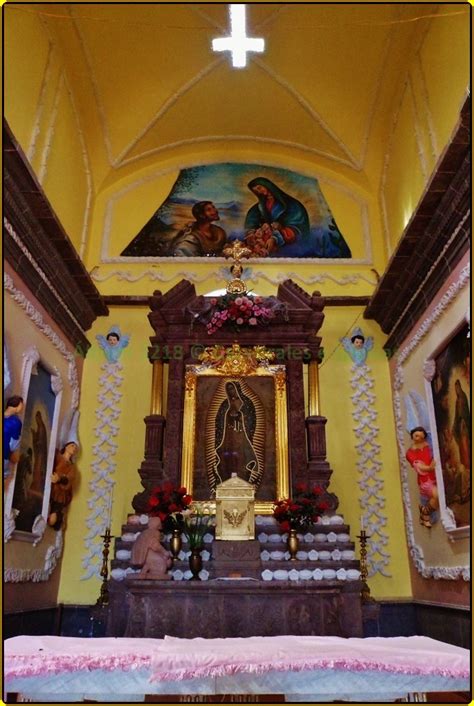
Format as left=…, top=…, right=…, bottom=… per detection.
left=163, top=481, right=173, bottom=493
left=289, top=504, right=300, bottom=512
left=318, top=501, right=329, bottom=511
left=313, top=485, right=324, bottom=495
left=279, top=520, right=291, bottom=532
left=183, top=494, right=192, bottom=505
left=148, top=496, right=159, bottom=507
left=178, top=487, right=187, bottom=495
left=168, top=503, right=178, bottom=513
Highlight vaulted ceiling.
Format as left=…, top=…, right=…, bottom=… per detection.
left=32, top=2, right=449, bottom=190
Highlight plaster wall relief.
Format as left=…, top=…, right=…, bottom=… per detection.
left=341, top=328, right=391, bottom=578
left=3, top=273, right=80, bottom=583
left=81, top=326, right=130, bottom=580
left=392, top=263, right=470, bottom=581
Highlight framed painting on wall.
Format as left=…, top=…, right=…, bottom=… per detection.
left=181, top=358, right=289, bottom=514
left=5, top=346, right=63, bottom=543
left=424, top=318, right=470, bottom=539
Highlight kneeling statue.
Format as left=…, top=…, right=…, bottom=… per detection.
left=131, top=516, right=172, bottom=580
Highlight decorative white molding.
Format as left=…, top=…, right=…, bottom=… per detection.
left=4, top=529, right=64, bottom=583
left=4, top=509, right=19, bottom=543
left=90, top=266, right=378, bottom=288
left=349, top=362, right=391, bottom=578
left=116, top=58, right=225, bottom=166
left=408, top=76, right=428, bottom=181
left=31, top=515, right=47, bottom=546
left=81, top=361, right=122, bottom=580
left=37, top=72, right=64, bottom=185
left=393, top=264, right=470, bottom=578
left=422, top=358, right=436, bottom=382
left=414, top=52, right=439, bottom=159
left=358, top=24, right=394, bottom=168
left=27, top=40, right=54, bottom=162
left=4, top=272, right=80, bottom=408
left=4, top=218, right=87, bottom=334
left=68, top=8, right=115, bottom=167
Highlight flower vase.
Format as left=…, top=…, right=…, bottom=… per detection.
left=170, top=528, right=182, bottom=562
left=287, top=528, right=299, bottom=560
left=189, top=548, right=202, bottom=580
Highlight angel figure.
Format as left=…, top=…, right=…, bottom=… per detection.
left=96, top=326, right=130, bottom=363
left=340, top=327, right=374, bottom=366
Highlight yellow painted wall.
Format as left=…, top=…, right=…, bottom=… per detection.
left=381, top=7, right=469, bottom=253
left=58, top=309, right=152, bottom=604
left=320, top=308, right=412, bottom=598
left=58, top=302, right=411, bottom=602
left=4, top=4, right=93, bottom=257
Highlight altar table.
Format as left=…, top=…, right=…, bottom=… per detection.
left=4, top=634, right=470, bottom=703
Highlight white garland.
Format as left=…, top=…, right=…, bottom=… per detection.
left=350, top=363, right=391, bottom=577
left=81, top=362, right=122, bottom=579
left=90, top=267, right=377, bottom=287
left=393, top=264, right=470, bottom=581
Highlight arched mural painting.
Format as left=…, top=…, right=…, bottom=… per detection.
left=121, top=163, right=352, bottom=259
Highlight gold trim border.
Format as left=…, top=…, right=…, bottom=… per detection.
left=181, top=365, right=289, bottom=515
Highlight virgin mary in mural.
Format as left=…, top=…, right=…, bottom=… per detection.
left=120, top=163, right=352, bottom=259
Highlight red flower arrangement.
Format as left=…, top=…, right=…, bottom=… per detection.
left=204, top=293, right=283, bottom=335
left=273, top=483, right=330, bottom=532
left=146, top=482, right=192, bottom=531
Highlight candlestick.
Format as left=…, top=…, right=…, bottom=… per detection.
left=96, top=527, right=113, bottom=606
left=356, top=529, right=374, bottom=603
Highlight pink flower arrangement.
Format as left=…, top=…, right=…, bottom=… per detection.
left=204, top=293, right=278, bottom=335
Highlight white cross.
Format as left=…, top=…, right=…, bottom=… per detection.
left=212, top=4, right=265, bottom=68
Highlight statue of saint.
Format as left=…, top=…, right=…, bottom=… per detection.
left=131, top=516, right=172, bottom=580
left=207, top=380, right=265, bottom=492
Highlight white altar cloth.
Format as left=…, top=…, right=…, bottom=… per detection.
left=4, top=634, right=470, bottom=702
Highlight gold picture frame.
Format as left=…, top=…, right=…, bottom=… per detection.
left=181, top=347, right=289, bottom=515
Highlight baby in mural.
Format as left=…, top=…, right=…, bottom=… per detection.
left=405, top=426, right=439, bottom=528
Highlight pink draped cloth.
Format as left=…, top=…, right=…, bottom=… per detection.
left=5, top=634, right=469, bottom=684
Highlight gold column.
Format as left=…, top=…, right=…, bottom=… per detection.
left=308, top=360, right=321, bottom=416
left=150, top=360, right=163, bottom=415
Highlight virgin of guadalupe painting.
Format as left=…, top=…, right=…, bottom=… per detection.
left=12, top=363, right=56, bottom=533
left=430, top=324, right=470, bottom=527
left=192, top=376, right=276, bottom=502
left=206, top=380, right=265, bottom=490
left=120, top=163, right=351, bottom=259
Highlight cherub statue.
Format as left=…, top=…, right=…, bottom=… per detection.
left=96, top=326, right=130, bottom=363
left=131, top=516, right=172, bottom=580
left=340, top=327, right=374, bottom=366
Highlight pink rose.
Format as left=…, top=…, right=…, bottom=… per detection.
left=236, top=317, right=244, bottom=325
left=210, top=298, right=217, bottom=305
left=235, top=297, right=243, bottom=306
left=255, top=296, right=262, bottom=304
left=249, top=317, right=257, bottom=325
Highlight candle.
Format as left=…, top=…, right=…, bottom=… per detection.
left=107, top=484, right=114, bottom=529
left=360, top=515, right=365, bottom=532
